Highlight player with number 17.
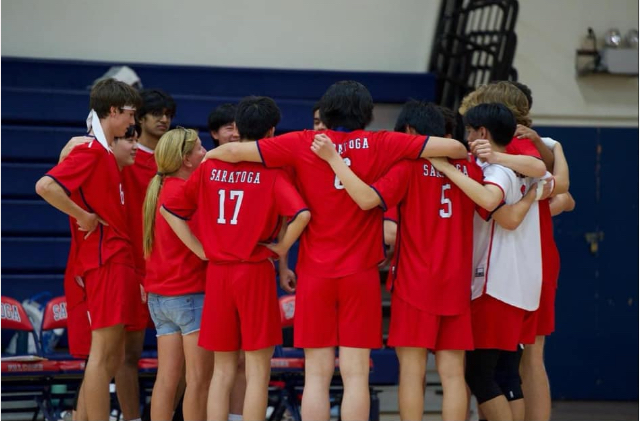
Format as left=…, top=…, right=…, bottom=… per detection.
left=160, top=96, right=309, bottom=421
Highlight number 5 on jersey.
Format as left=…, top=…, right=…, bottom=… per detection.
left=440, top=183, right=452, bottom=218
left=217, top=189, right=244, bottom=225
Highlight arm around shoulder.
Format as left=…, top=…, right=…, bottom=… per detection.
left=420, top=136, right=468, bottom=159
left=204, top=142, right=262, bottom=163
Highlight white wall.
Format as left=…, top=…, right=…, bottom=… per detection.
left=2, top=0, right=638, bottom=126
left=514, top=0, right=638, bottom=126
left=1, top=0, right=439, bottom=73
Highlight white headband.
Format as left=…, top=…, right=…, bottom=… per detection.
left=85, top=105, right=136, bottom=153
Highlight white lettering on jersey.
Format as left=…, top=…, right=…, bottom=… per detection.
left=210, top=169, right=261, bottom=184
left=422, top=163, right=444, bottom=178
left=336, top=137, right=369, bottom=155
left=119, top=183, right=125, bottom=205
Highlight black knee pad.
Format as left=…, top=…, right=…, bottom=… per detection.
left=495, top=348, right=524, bottom=401
left=465, top=350, right=503, bottom=404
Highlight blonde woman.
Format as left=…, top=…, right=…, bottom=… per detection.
left=142, top=127, right=210, bottom=420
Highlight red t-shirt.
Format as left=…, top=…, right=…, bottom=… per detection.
left=145, top=177, right=206, bottom=296
left=163, top=159, right=308, bottom=263
left=384, top=206, right=398, bottom=223
left=122, top=147, right=157, bottom=276
left=373, top=156, right=483, bottom=315
left=506, top=137, right=542, bottom=159
left=46, top=141, right=133, bottom=275
left=257, top=129, right=428, bottom=277
left=506, top=137, right=559, bottom=287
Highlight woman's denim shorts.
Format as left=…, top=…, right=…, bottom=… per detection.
left=147, top=292, right=204, bottom=337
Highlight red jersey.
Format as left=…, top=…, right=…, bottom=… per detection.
left=506, top=137, right=559, bottom=287
left=163, top=159, right=308, bottom=263
left=257, top=129, right=428, bottom=277
left=506, top=137, right=541, bottom=159
left=122, top=146, right=157, bottom=276
left=373, top=156, right=483, bottom=315
left=145, top=177, right=207, bottom=296
left=384, top=206, right=398, bottom=223
left=46, top=141, right=132, bottom=275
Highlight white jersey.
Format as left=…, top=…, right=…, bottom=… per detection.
left=472, top=160, right=543, bottom=311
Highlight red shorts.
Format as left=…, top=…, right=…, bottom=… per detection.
left=199, top=261, right=281, bottom=352
left=83, top=262, right=141, bottom=331
left=471, top=294, right=526, bottom=351
left=536, top=281, right=556, bottom=335
left=387, top=294, right=473, bottom=351
left=294, top=267, right=382, bottom=349
left=67, top=301, right=91, bottom=359
left=131, top=271, right=151, bottom=331
left=522, top=281, right=556, bottom=338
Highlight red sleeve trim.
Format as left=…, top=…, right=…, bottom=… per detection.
left=289, top=208, right=310, bottom=224
left=416, top=135, right=430, bottom=158
left=483, top=181, right=506, bottom=202
left=370, top=186, right=388, bottom=211
left=44, top=174, right=71, bottom=196
left=161, top=205, right=190, bottom=221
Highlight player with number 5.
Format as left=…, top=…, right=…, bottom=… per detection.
left=311, top=101, right=483, bottom=421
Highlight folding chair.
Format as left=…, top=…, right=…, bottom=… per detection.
left=1, top=295, right=60, bottom=421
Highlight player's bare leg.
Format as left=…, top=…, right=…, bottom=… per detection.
left=301, top=347, right=335, bottom=421
left=115, top=329, right=145, bottom=420
left=508, top=398, right=525, bottom=421
left=73, top=381, right=88, bottom=421
left=339, top=346, right=371, bottom=421
left=436, top=350, right=468, bottom=421
left=243, top=346, right=275, bottom=421
left=520, top=335, right=551, bottom=421
left=183, top=331, right=213, bottom=420
left=151, top=332, right=185, bottom=420
left=396, top=347, right=427, bottom=421
left=83, top=324, right=126, bottom=420
left=479, top=396, right=513, bottom=421
left=229, top=351, right=247, bottom=419
left=208, top=351, right=239, bottom=421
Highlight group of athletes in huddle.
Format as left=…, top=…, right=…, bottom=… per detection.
left=35, top=77, right=574, bottom=421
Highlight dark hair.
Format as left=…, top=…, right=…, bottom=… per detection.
left=463, top=103, right=516, bottom=147
left=318, top=80, right=373, bottom=131
left=437, top=105, right=458, bottom=137
left=312, top=101, right=321, bottom=114
left=136, top=89, right=176, bottom=120
left=208, top=103, right=237, bottom=132
left=508, top=81, right=533, bottom=110
left=393, top=100, right=445, bottom=136
left=90, top=79, right=142, bottom=119
left=235, top=96, right=281, bottom=140
left=124, top=123, right=141, bottom=138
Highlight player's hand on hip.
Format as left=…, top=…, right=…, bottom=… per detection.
left=279, top=268, right=297, bottom=293
left=77, top=211, right=108, bottom=239
left=311, top=134, right=338, bottom=162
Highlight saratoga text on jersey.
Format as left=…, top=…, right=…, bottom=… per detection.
left=336, top=137, right=370, bottom=155
left=209, top=169, right=262, bottom=184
